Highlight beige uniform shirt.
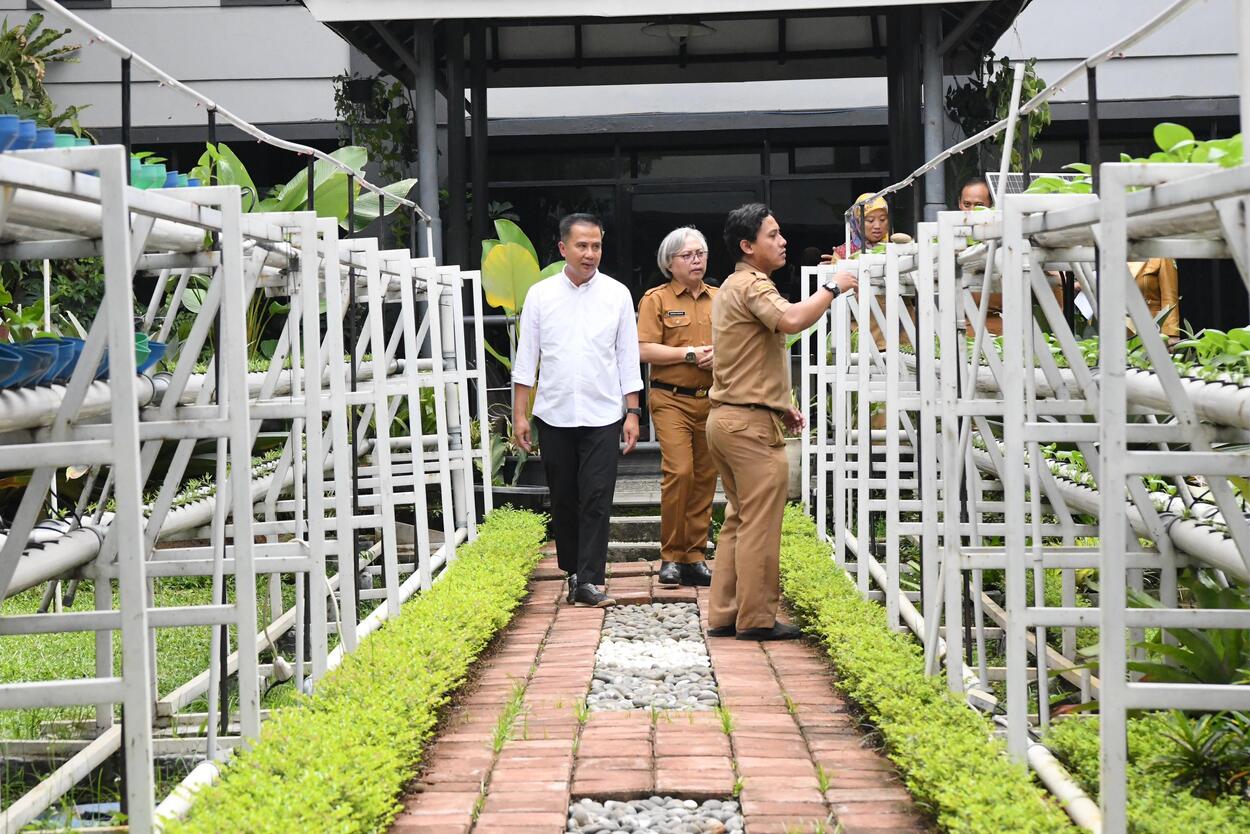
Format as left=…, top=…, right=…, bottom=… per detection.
left=637, top=280, right=717, bottom=389
left=709, top=262, right=793, bottom=413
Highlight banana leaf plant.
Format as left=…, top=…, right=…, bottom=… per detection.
left=178, top=142, right=415, bottom=362
left=479, top=219, right=564, bottom=371
left=189, top=143, right=417, bottom=230
left=479, top=220, right=564, bottom=479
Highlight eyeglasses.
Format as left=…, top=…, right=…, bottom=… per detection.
left=674, top=249, right=708, bottom=263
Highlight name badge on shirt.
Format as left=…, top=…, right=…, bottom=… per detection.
left=665, top=310, right=687, bottom=317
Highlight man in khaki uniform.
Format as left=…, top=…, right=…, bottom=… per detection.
left=639, top=227, right=718, bottom=587
left=707, top=203, right=858, bottom=641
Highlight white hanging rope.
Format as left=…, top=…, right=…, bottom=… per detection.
left=849, top=0, right=1206, bottom=217
left=32, top=0, right=434, bottom=224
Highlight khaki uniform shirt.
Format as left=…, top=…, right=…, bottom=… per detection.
left=637, top=280, right=717, bottom=389
left=709, top=262, right=793, bottom=413
left=1129, top=258, right=1181, bottom=339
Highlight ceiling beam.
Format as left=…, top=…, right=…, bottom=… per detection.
left=938, top=0, right=992, bottom=55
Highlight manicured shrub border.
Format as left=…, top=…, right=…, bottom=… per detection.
left=168, top=508, right=548, bottom=834
left=778, top=507, right=1076, bottom=834
left=1046, top=714, right=1250, bottom=834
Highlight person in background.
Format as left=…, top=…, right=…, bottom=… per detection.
left=1128, top=258, right=1182, bottom=342
left=958, top=176, right=992, bottom=211
left=638, top=227, right=718, bottom=588
left=512, top=213, right=643, bottom=609
left=831, top=193, right=891, bottom=260
left=706, top=203, right=857, bottom=640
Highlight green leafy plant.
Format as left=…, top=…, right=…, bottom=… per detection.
left=479, top=219, right=565, bottom=371
left=1126, top=571, right=1250, bottom=686
left=779, top=506, right=1076, bottom=833
left=0, top=14, right=86, bottom=132
left=166, top=509, right=548, bottom=834
left=1150, top=710, right=1250, bottom=800
left=946, top=54, right=1051, bottom=174
left=1047, top=714, right=1250, bottom=833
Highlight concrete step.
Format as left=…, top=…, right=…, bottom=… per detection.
left=613, top=475, right=727, bottom=507
left=608, top=539, right=716, bottom=562
left=610, top=515, right=661, bottom=541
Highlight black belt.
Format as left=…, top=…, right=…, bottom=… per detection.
left=650, top=380, right=710, bottom=398
left=720, top=401, right=786, bottom=416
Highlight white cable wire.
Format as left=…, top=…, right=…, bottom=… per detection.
left=32, top=0, right=433, bottom=224
left=848, top=0, right=1205, bottom=218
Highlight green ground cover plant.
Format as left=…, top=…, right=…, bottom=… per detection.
left=166, top=508, right=546, bottom=834
left=778, top=506, right=1076, bottom=834
left=1046, top=714, right=1250, bottom=833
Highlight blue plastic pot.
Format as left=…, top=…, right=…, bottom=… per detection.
left=34, top=127, right=55, bottom=149
left=163, top=170, right=180, bottom=188
left=53, top=133, right=76, bottom=149
left=186, top=177, right=201, bottom=188
left=0, top=115, right=18, bottom=152
left=12, top=120, right=37, bottom=151
left=0, top=344, right=22, bottom=388
left=11, top=343, right=57, bottom=387
left=137, top=340, right=165, bottom=375
left=26, top=337, right=75, bottom=385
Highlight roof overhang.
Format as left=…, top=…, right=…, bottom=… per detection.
left=307, top=1, right=1027, bottom=90
left=304, top=0, right=977, bottom=22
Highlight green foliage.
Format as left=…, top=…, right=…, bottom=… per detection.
left=1151, top=710, right=1250, bottom=800
left=1127, top=572, right=1250, bottom=686
left=0, top=14, right=86, bottom=132
left=166, top=509, right=547, bottom=834
left=1047, top=715, right=1250, bottom=833
left=187, top=142, right=416, bottom=231
left=778, top=507, right=1075, bottom=833
left=1025, top=123, right=1243, bottom=195
left=945, top=54, right=1051, bottom=173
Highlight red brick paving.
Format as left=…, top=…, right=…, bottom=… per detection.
left=388, top=556, right=929, bottom=834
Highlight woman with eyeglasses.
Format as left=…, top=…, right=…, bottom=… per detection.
left=637, top=227, right=718, bottom=589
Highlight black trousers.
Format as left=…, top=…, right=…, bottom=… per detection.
left=536, top=416, right=621, bottom=586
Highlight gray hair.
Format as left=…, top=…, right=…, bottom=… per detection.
left=656, top=227, right=709, bottom=279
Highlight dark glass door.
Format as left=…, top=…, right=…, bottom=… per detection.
left=621, top=181, right=765, bottom=302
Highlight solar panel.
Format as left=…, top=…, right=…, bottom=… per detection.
left=986, top=172, right=1086, bottom=202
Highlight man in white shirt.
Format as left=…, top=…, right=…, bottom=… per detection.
left=512, top=213, right=644, bottom=607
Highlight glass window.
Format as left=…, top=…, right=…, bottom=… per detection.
left=485, top=185, right=618, bottom=277
left=769, top=177, right=887, bottom=299
left=635, top=150, right=760, bottom=180
left=491, top=151, right=621, bottom=182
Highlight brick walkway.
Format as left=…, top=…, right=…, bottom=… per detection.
left=389, top=558, right=928, bottom=834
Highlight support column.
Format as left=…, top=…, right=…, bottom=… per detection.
left=469, top=21, right=490, bottom=268
left=446, top=20, right=468, bottom=268
left=415, top=21, right=442, bottom=261
left=922, top=8, right=945, bottom=222
left=887, top=7, right=923, bottom=233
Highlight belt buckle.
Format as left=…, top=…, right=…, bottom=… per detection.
left=694, top=388, right=707, bottom=398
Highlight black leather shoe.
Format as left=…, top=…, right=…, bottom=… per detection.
left=573, top=584, right=616, bottom=608
left=657, top=561, right=681, bottom=586
left=736, top=622, right=803, bottom=641
left=706, top=625, right=736, bottom=638
left=566, top=573, right=577, bottom=604
left=679, top=561, right=713, bottom=587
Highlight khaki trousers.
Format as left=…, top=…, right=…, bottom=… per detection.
left=650, top=388, right=717, bottom=564
left=705, top=404, right=788, bottom=631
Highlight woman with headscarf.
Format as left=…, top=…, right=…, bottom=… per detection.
left=832, top=192, right=892, bottom=261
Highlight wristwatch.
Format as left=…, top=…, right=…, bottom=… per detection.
left=683, top=348, right=697, bottom=364
left=822, top=278, right=842, bottom=299
left=625, top=407, right=642, bottom=417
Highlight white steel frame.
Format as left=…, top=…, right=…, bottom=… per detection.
left=0, top=147, right=492, bottom=833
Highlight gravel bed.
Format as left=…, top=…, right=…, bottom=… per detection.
left=568, top=797, right=743, bottom=833
left=588, top=603, right=719, bottom=711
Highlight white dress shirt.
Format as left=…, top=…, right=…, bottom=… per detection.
left=512, top=268, right=644, bottom=428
